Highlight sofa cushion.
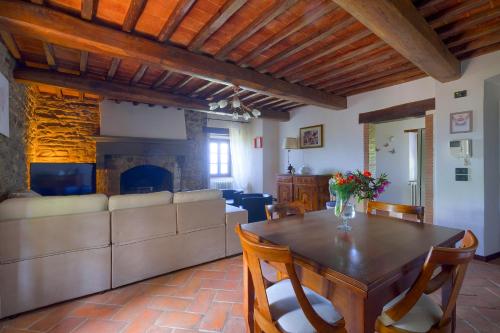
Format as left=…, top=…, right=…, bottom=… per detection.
left=173, top=189, right=222, bottom=204
left=176, top=199, right=225, bottom=233
left=0, top=211, right=110, bottom=264
left=111, top=204, right=177, bottom=245
left=0, top=194, right=108, bottom=221
left=108, top=191, right=173, bottom=211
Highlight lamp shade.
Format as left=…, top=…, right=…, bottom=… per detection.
left=282, top=137, right=298, bottom=149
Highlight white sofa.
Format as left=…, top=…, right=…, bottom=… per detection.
left=0, top=194, right=111, bottom=318
left=0, top=189, right=248, bottom=318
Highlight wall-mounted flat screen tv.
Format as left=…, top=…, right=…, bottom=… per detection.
left=30, top=163, right=96, bottom=196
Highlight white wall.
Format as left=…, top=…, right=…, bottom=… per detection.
left=279, top=77, right=435, bottom=176
left=277, top=50, right=500, bottom=256
left=483, top=76, right=500, bottom=255
left=100, top=100, right=187, bottom=139
left=375, top=117, right=425, bottom=204
left=434, top=51, right=500, bottom=256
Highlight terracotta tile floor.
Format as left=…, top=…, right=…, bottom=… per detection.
left=0, top=256, right=499, bottom=333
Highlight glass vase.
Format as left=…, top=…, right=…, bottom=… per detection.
left=334, top=192, right=355, bottom=231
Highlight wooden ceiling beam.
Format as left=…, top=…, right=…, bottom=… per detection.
left=323, top=57, right=410, bottom=91
left=188, top=0, right=246, bottom=52
left=0, top=31, right=21, bottom=59
left=237, top=2, right=337, bottom=66
left=0, top=0, right=346, bottom=109
left=131, top=63, right=148, bottom=84
left=15, top=67, right=209, bottom=110
left=328, top=62, right=415, bottom=93
left=255, top=16, right=357, bottom=73
left=335, top=67, right=424, bottom=96
left=274, top=30, right=373, bottom=79
left=107, top=58, right=121, bottom=80
left=286, top=40, right=386, bottom=83
left=152, top=70, right=172, bottom=89
left=81, top=0, right=97, bottom=21
left=122, top=0, right=147, bottom=32
left=331, top=0, right=460, bottom=82
left=439, top=7, right=500, bottom=40
left=173, top=76, right=194, bottom=91
left=207, top=85, right=232, bottom=100
left=191, top=81, right=214, bottom=97
left=358, top=98, right=435, bottom=124
left=428, top=0, right=490, bottom=30
left=307, top=50, right=398, bottom=88
left=157, top=0, right=196, bottom=42
left=80, top=51, right=88, bottom=74
left=0, top=0, right=347, bottom=109
left=42, top=42, right=56, bottom=69
left=214, top=0, right=298, bottom=60
left=446, top=22, right=500, bottom=49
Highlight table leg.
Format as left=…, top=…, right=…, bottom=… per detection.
left=327, top=284, right=379, bottom=333
left=243, top=254, right=254, bottom=333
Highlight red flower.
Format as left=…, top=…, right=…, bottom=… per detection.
left=363, top=171, right=372, bottom=177
left=348, top=175, right=354, bottom=181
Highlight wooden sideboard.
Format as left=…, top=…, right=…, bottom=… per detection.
left=277, top=174, right=331, bottom=211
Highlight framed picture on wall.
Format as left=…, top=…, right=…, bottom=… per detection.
left=0, top=72, right=9, bottom=137
left=299, top=124, right=323, bottom=148
left=450, top=111, right=472, bottom=134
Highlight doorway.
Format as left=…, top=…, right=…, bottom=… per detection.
left=361, top=98, right=435, bottom=223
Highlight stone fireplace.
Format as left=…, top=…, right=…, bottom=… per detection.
left=95, top=136, right=192, bottom=196
left=121, top=165, right=173, bottom=194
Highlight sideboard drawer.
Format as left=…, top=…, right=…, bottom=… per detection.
left=277, top=175, right=293, bottom=183
left=293, top=176, right=318, bottom=186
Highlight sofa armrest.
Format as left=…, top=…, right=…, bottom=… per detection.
left=225, top=205, right=248, bottom=256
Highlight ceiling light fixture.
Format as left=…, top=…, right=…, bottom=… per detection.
left=208, top=86, right=261, bottom=120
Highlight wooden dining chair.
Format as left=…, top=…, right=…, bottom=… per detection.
left=367, top=201, right=425, bottom=223
left=375, top=230, right=478, bottom=333
left=265, top=201, right=306, bottom=220
left=236, top=225, right=346, bottom=333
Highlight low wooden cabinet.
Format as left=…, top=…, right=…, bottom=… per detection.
left=277, top=175, right=330, bottom=211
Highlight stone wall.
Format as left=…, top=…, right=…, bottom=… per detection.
left=0, top=42, right=30, bottom=199
left=27, top=95, right=99, bottom=164
left=183, top=110, right=208, bottom=190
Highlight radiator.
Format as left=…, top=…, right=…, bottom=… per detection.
left=210, top=178, right=234, bottom=190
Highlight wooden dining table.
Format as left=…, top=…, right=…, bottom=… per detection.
left=241, top=209, right=465, bottom=333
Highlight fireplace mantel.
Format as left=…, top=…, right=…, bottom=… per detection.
left=94, top=136, right=193, bottom=157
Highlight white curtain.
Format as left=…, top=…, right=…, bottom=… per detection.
left=229, top=124, right=251, bottom=192
left=207, top=119, right=251, bottom=192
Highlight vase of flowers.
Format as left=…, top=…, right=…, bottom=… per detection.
left=329, top=170, right=389, bottom=231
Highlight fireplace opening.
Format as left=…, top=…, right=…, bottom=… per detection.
left=120, top=165, right=173, bottom=194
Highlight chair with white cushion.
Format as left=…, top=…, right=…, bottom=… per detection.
left=375, top=230, right=478, bottom=333
left=236, top=225, right=346, bottom=333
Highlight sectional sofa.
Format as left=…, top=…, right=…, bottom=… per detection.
left=0, top=189, right=247, bottom=318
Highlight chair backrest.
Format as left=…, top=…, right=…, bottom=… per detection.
left=235, top=225, right=344, bottom=333
left=382, top=230, right=478, bottom=331
left=367, top=201, right=424, bottom=223
left=234, top=193, right=262, bottom=206
left=265, top=201, right=306, bottom=220
left=241, top=196, right=272, bottom=223
left=221, top=189, right=239, bottom=200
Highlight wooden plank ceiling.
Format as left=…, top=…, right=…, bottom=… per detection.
left=1, top=0, right=499, bottom=117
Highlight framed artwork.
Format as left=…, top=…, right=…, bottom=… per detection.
left=253, top=136, right=263, bottom=148
left=450, top=111, right=472, bottom=134
left=0, top=72, right=8, bottom=137
left=299, top=124, right=323, bottom=149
